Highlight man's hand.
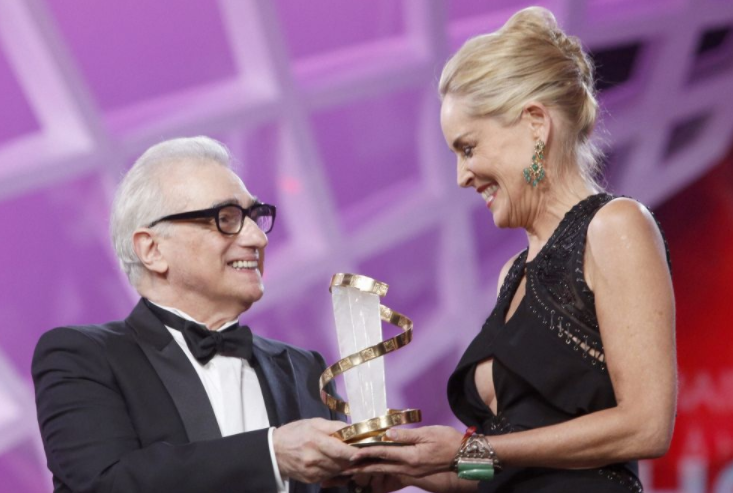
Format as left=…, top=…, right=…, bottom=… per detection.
left=273, top=418, right=356, bottom=484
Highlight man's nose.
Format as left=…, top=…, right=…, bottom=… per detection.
left=236, top=218, right=268, bottom=248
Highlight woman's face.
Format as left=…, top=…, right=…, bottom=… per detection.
left=440, top=94, right=538, bottom=229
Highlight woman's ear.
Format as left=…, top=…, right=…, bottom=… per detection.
left=522, top=101, right=552, bottom=144
left=132, top=228, right=168, bottom=275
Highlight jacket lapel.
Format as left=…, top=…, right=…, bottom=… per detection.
left=126, top=299, right=222, bottom=442
left=252, top=337, right=302, bottom=429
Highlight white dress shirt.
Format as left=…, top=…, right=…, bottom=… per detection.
left=153, top=302, right=288, bottom=492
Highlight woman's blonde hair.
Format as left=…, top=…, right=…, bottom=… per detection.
left=439, top=7, right=603, bottom=189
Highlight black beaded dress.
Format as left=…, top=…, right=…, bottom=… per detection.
left=448, top=193, right=669, bottom=492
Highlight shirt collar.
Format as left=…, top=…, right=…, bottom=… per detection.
left=147, top=300, right=239, bottom=332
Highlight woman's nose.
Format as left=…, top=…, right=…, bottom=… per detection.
left=457, top=161, right=473, bottom=188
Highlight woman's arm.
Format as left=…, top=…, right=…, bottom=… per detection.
left=350, top=198, right=676, bottom=474
left=402, top=472, right=479, bottom=493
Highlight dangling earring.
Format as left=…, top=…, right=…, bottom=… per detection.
left=523, top=140, right=546, bottom=187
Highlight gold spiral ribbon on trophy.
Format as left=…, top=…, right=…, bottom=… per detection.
left=320, top=273, right=422, bottom=445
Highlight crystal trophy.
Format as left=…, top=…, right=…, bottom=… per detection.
left=320, top=273, right=421, bottom=446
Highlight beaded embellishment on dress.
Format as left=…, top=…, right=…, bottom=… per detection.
left=598, top=466, right=644, bottom=493
left=484, top=412, right=514, bottom=436
left=494, top=194, right=615, bottom=370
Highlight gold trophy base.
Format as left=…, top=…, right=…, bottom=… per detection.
left=347, top=431, right=408, bottom=447
left=333, top=409, right=422, bottom=447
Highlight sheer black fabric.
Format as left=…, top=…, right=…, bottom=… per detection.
left=448, top=194, right=670, bottom=492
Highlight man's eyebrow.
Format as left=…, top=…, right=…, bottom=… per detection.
left=210, top=198, right=240, bottom=208
left=209, top=196, right=259, bottom=208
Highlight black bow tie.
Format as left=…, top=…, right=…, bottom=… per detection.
left=144, top=299, right=253, bottom=365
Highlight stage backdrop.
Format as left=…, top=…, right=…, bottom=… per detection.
left=1, top=1, right=733, bottom=491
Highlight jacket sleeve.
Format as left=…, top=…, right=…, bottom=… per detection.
left=32, top=326, right=277, bottom=493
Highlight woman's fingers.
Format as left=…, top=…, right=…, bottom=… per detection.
left=347, top=461, right=411, bottom=476
left=385, top=427, right=422, bottom=444
left=352, top=444, right=414, bottom=464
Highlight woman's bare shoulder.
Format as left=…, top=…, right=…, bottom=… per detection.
left=586, top=196, right=668, bottom=285
left=588, top=197, right=664, bottom=248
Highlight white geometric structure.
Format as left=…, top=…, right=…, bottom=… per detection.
left=1, top=1, right=732, bottom=491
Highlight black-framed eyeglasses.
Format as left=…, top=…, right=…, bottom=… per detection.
left=148, top=202, right=277, bottom=235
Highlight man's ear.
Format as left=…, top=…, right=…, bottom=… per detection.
left=132, top=228, right=168, bottom=275
left=522, top=101, right=552, bottom=144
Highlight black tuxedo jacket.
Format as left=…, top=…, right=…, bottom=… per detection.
left=32, top=299, right=343, bottom=493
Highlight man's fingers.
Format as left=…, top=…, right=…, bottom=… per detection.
left=311, top=417, right=349, bottom=433
left=319, top=436, right=358, bottom=462
left=274, top=418, right=356, bottom=483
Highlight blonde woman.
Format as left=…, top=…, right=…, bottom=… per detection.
left=348, top=7, right=676, bottom=493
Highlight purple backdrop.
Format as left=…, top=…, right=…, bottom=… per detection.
left=2, top=0, right=733, bottom=491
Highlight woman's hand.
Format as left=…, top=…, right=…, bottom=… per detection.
left=347, top=426, right=464, bottom=478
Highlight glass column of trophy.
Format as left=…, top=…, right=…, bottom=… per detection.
left=319, top=273, right=421, bottom=446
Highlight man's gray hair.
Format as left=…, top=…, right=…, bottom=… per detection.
left=110, top=136, right=233, bottom=287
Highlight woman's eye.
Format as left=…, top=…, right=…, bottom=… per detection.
left=462, top=146, right=474, bottom=158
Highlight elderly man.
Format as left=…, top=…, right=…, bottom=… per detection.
left=32, top=136, right=353, bottom=493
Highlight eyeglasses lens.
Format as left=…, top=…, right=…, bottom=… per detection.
left=217, top=205, right=274, bottom=234
left=218, top=206, right=244, bottom=234
left=250, top=205, right=274, bottom=233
